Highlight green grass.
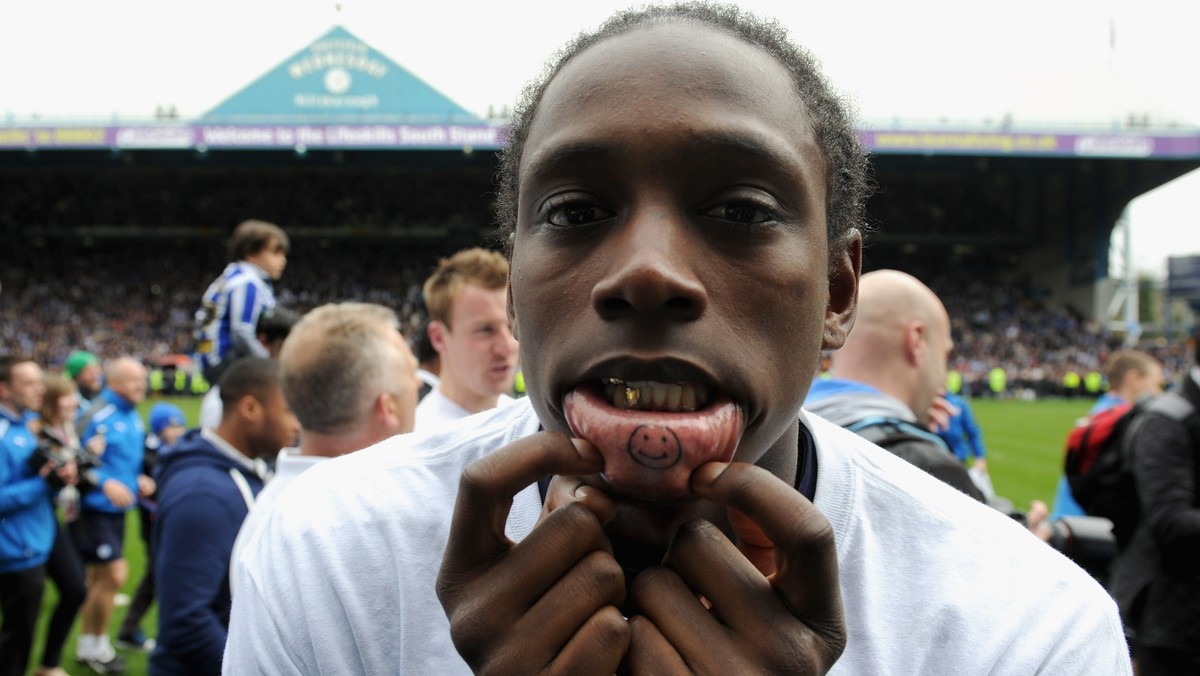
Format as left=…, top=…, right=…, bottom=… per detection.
left=971, top=397, right=1093, bottom=509
left=25, top=395, right=1091, bottom=675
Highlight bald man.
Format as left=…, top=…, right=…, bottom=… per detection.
left=228, top=303, right=421, bottom=597
left=73, top=356, right=151, bottom=672
left=805, top=270, right=983, bottom=499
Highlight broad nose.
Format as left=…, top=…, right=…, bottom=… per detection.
left=590, top=211, right=707, bottom=322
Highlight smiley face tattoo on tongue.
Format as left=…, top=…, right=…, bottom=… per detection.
left=564, top=378, right=743, bottom=502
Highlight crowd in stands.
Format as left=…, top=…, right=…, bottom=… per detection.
left=0, top=239, right=1190, bottom=397
left=0, top=240, right=452, bottom=370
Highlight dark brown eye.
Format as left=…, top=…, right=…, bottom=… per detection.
left=705, top=202, right=770, bottom=224
left=547, top=203, right=615, bottom=227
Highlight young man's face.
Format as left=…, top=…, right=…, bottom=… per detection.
left=3, top=361, right=45, bottom=414
left=75, top=363, right=102, bottom=393
left=249, top=386, right=299, bottom=460
left=510, top=23, right=858, bottom=506
left=246, top=238, right=288, bottom=280
left=431, top=284, right=519, bottom=407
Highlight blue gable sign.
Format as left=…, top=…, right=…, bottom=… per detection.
left=204, top=26, right=476, bottom=123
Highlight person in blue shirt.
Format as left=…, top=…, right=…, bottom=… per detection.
left=1050, top=349, right=1164, bottom=520
left=937, top=392, right=987, bottom=468
left=0, top=356, right=60, bottom=676
left=194, top=220, right=289, bottom=385
left=71, top=356, right=149, bottom=673
left=151, top=357, right=297, bottom=675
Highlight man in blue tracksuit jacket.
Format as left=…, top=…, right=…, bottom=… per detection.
left=0, top=356, right=54, bottom=676
left=150, top=357, right=296, bottom=675
left=71, top=357, right=149, bottom=671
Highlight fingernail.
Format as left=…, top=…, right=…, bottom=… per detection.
left=571, top=438, right=602, bottom=464
left=690, top=461, right=730, bottom=491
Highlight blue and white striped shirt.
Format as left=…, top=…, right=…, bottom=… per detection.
left=194, top=261, right=276, bottom=379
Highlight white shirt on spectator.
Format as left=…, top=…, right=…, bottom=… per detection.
left=412, top=387, right=514, bottom=434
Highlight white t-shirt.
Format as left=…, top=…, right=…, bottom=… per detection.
left=200, top=386, right=222, bottom=431
left=413, top=387, right=514, bottom=434
left=223, top=399, right=1130, bottom=675
left=228, top=449, right=326, bottom=598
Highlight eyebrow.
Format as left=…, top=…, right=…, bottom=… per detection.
left=522, top=141, right=616, bottom=181
left=687, top=131, right=808, bottom=172
left=523, top=130, right=810, bottom=182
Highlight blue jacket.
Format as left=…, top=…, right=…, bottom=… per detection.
left=78, top=388, right=145, bottom=513
left=937, top=393, right=987, bottom=462
left=150, top=429, right=264, bottom=676
left=0, top=405, right=55, bottom=573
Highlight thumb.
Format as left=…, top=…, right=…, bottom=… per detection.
left=728, top=506, right=776, bottom=577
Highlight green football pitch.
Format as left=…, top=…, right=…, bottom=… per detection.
left=26, top=395, right=1093, bottom=675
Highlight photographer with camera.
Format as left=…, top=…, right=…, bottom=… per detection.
left=0, top=355, right=72, bottom=676
left=28, top=375, right=99, bottom=676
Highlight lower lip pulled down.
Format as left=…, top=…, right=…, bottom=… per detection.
left=563, top=384, right=743, bottom=502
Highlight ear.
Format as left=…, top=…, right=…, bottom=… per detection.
left=427, top=320, right=448, bottom=354
left=905, top=321, right=926, bottom=366
left=375, top=391, right=399, bottom=428
left=237, top=395, right=263, bottom=425
left=821, top=231, right=862, bottom=350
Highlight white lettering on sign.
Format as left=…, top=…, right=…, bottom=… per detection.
left=325, top=126, right=398, bottom=145
left=398, top=126, right=449, bottom=145
left=201, top=127, right=276, bottom=145
left=448, top=126, right=502, bottom=146
left=288, top=51, right=388, bottom=79
left=1074, top=136, right=1154, bottom=158
left=293, top=93, right=380, bottom=109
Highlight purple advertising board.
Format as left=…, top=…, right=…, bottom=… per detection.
left=1, top=124, right=1198, bottom=158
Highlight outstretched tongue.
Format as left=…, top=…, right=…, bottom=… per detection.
left=564, top=381, right=742, bottom=502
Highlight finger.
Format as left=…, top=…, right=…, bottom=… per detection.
left=690, top=462, right=843, bottom=634
left=658, top=519, right=774, bottom=633
left=629, top=565, right=725, bottom=662
left=519, top=550, right=626, bottom=665
left=540, top=475, right=618, bottom=526
left=625, top=615, right=689, bottom=676
left=478, top=502, right=616, bottom=617
left=441, top=432, right=604, bottom=579
left=551, top=606, right=630, bottom=676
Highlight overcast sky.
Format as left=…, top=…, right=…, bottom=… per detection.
left=2, top=0, right=1196, bottom=276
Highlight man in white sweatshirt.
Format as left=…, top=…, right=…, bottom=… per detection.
left=224, top=5, right=1130, bottom=674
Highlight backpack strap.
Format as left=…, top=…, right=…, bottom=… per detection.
left=847, top=415, right=950, bottom=452
left=75, top=399, right=108, bottom=439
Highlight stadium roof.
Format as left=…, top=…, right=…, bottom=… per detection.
left=0, top=23, right=1196, bottom=160
left=203, top=26, right=477, bottom=124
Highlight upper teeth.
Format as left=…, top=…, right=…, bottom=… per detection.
left=604, top=378, right=708, bottom=412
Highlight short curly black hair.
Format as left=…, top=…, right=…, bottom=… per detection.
left=496, top=1, right=872, bottom=263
